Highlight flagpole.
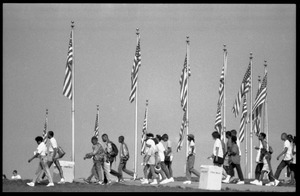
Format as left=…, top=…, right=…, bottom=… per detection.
left=264, top=61, right=268, bottom=143
left=245, top=112, right=248, bottom=178
left=223, top=45, right=227, bottom=142
left=71, top=21, right=75, bottom=179
left=249, top=52, right=253, bottom=179
left=134, top=28, right=139, bottom=176
left=185, top=36, right=190, bottom=160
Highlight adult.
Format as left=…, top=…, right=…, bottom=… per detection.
left=272, top=133, right=292, bottom=186
left=11, top=170, right=21, bottom=180
left=27, top=136, right=54, bottom=187
left=162, top=133, right=174, bottom=182
left=101, top=133, right=122, bottom=184
left=228, top=135, right=244, bottom=184
left=118, top=135, right=136, bottom=182
left=208, top=131, right=224, bottom=167
left=256, top=148, right=276, bottom=186
left=41, top=131, right=65, bottom=184
left=250, top=132, right=269, bottom=185
left=289, top=136, right=296, bottom=184
left=83, top=136, right=104, bottom=184
left=141, top=139, right=159, bottom=185
left=183, top=134, right=200, bottom=185
left=156, top=134, right=172, bottom=183
left=222, top=131, right=232, bottom=183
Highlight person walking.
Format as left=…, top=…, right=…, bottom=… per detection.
left=162, top=133, right=174, bottom=182
left=256, top=148, right=276, bottom=186
left=27, top=136, right=54, bottom=187
left=156, top=134, right=172, bottom=184
left=83, top=136, right=104, bottom=184
left=141, top=139, right=158, bottom=185
left=208, top=131, right=224, bottom=167
left=250, top=132, right=270, bottom=185
left=228, top=135, right=245, bottom=185
left=118, top=135, right=136, bottom=182
left=101, top=133, right=122, bottom=184
left=183, top=134, right=200, bottom=185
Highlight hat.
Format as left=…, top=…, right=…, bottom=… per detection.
left=187, top=134, right=194, bottom=139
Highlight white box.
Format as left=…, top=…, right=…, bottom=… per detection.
left=53, top=160, right=75, bottom=183
left=199, top=165, right=222, bottom=190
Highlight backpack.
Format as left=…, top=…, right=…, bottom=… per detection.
left=109, top=141, right=119, bottom=158
left=268, top=145, right=273, bottom=154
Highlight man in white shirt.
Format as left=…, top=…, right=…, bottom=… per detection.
left=162, top=134, right=174, bottom=182
left=272, top=133, right=293, bottom=186
left=11, top=170, right=21, bottom=180
left=27, top=136, right=54, bottom=187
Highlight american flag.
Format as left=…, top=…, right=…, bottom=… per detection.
left=239, top=95, right=248, bottom=143
left=129, top=33, right=141, bottom=103
left=141, top=100, right=148, bottom=155
left=42, top=109, right=48, bottom=142
left=63, top=31, right=73, bottom=100
left=252, top=72, right=267, bottom=114
left=214, top=102, right=222, bottom=133
left=252, top=76, right=263, bottom=136
left=177, top=111, right=187, bottom=152
left=232, top=63, right=251, bottom=117
left=179, top=54, right=190, bottom=111
left=94, top=107, right=99, bottom=138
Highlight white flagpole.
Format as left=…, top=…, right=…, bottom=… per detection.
left=71, top=21, right=75, bottom=179
left=134, top=28, right=139, bottom=176
left=186, top=36, right=190, bottom=160
left=223, top=45, right=227, bottom=142
left=249, top=52, right=253, bottom=179
left=264, top=61, right=268, bottom=143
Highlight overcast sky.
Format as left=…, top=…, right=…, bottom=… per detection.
left=3, top=4, right=295, bottom=180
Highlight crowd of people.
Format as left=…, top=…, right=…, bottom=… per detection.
left=24, top=129, right=296, bottom=187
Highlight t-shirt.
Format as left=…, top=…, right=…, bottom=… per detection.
left=213, top=138, right=224, bottom=158
left=92, top=142, right=105, bottom=161
left=120, top=143, right=129, bottom=158
left=292, top=144, right=296, bottom=164
left=48, top=137, right=58, bottom=153
left=283, top=140, right=292, bottom=161
left=146, top=146, right=156, bottom=165
left=37, top=142, right=47, bottom=156
left=11, top=175, right=21, bottom=180
left=236, top=137, right=242, bottom=156
left=188, top=140, right=195, bottom=155
left=163, top=140, right=173, bottom=157
left=156, top=142, right=165, bottom=162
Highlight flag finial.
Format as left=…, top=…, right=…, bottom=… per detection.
left=186, top=36, right=190, bottom=44
left=46, top=108, right=48, bottom=115
left=136, top=28, right=139, bottom=35
left=97, top=105, right=99, bottom=111
left=146, top=99, right=149, bottom=106
left=250, top=52, right=253, bottom=59
left=71, top=21, right=74, bottom=28
left=223, top=44, right=227, bottom=52
left=264, top=60, right=267, bottom=68
left=258, top=75, right=261, bottom=82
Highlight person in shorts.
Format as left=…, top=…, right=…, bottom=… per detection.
left=162, top=133, right=174, bottom=182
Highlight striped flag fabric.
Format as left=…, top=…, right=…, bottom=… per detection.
left=179, top=54, right=190, bottom=111
left=252, top=72, right=267, bottom=114
left=218, top=49, right=227, bottom=104
left=214, top=102, right=222, bottom=133
left=63, top=31, right=73, bottom=100
left=42, top=109, right=48, bottom=142
left=252, top=76, right=262, bottom=136
left=129, top=34, right=141, bottom=103
left=141, top=100, right=148, bottom=154
left=177, top=111, right=187, bottom=152
left=239, top=95, right=248, bottom=143
left=232, top=63, right=251, bottom=117
left=94, top=109, right=99, bottom=138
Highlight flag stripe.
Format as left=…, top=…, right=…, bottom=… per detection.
left=214, top=103, right=222, bottom=133
left=179, top=54, right=189, bottom=111
left=252, top=73, right=267, bottom=113
left=42, top=110, right=48, bottom=142
left=141, top=101, right=148, bottom=154
left=177, top=111, right=187, bottom=152
left=63, top=31, right=73, bottom=100
left=239, top=96, right=247, bottom=143
left=94, top=111, right=99, bottom=138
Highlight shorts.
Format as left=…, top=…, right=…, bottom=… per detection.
left=213, top=156, right=224, bottom=165
left=48, top=152, right=60, bottom=162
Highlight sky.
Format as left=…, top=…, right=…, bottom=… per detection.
left=3, top=4, right=295, bottom=180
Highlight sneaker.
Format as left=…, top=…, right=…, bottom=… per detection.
left=83, top=179, right=91, bottom=184
left=141, top=179, right=149, bottom=184
left=169, top=177, right=174, bottom=182
left=99, top=181, right=106, bottom=185
left=256, top=181, right=263, bottom=186
left=274, top=179, right=280, bottom=186
left=58, top=178, right=65, bottom=184
left=222, top=175, right=231, bottom=183
left=183, top=180, right=192, bottom=184
left=118, top=179, right=125, bottom=183
left=236, top=180, right=245, bottom=185
left=27, top=182, right=35, bottom=187
left=150, top=179, right=158, bottom=185
left=159, top=179, right=169, bottom=184
left=265, top=181, right=275, bottom=186
left=250, top=179, right=259, bottom=185
left=46, top=182, right=54, bottom=187
left=106, top=181, right=112, bottom=185
left=133, top=173, right=137, bottom=181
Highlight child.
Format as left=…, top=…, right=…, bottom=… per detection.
left=11, top=170, right=21, bottom=180
left=228, top=136, right=244, bottom=184
left=256, top=148, right=276, bottom=186
left=141, top=139, right=158, bottom=185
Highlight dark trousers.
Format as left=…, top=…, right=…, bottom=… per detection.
left=229, top=162, right=244, bottom=181
left=118, top=159, right=134, bottom=179
left=254, top=163, right=264, bottom=180
left=274, top=160, right=291, bottom=179
left=165, top=160, right=173, bottom=177
left=103, top=159, right=121, bottom=183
